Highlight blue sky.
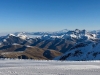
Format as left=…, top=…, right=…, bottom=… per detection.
left=0, top=0, right=100, bottom=32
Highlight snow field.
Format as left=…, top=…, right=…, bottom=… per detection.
left=0, top=59, right=100, bottom=75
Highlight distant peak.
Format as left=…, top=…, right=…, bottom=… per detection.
left=75, top=29, right=80, bottom=32
left=7, top=34, right=15, bottom=37
left=58, top=29, right=69, bottom=33
left=17, top=32, right=27, bottom=40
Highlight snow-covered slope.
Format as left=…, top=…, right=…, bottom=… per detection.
left=55, top=41, right=100, bottom=60
left=0, top=59, right=100, bottom=75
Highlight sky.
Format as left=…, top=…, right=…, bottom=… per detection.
left=0, top=0, right=100, bottom=32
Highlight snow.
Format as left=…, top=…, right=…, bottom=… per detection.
left=9, top=34, right=15, bottom=36
left=3, top=39, right=7, bottom=42
left=26, top=45, right=32, bottom=47
left=12, top=43, right=19, bottom=45
left=0, top=59, right=100, bottom=75
left=55, top=40, right=100, bottom=61
left=7, top=34, right=16, bottom=38
left=17, top=32, right=27, bottom=40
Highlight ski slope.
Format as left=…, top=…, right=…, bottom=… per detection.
left=0, top=59, right=100, bottom=75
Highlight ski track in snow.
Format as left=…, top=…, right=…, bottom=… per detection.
left=0, top=59, right=100, bottom=75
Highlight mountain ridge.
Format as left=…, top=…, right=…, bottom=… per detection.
left=0, top=29, right=100, bottom=60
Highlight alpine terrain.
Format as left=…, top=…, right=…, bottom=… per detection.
left=0, top=29, right=100, bottom=60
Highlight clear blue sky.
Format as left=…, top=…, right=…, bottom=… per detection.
left=0, top=0, right=100, bottom=32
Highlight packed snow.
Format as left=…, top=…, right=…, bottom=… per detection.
left=54, top=42, right=100, bottom=61
left=0, top=59, right=100, bottom=75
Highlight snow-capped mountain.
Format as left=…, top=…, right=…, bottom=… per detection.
left=0, top=32, right=29, bottom=46
left=0, top=29, right=99, bottom=46
left=0, top=29, right=100, bottom=60
left=3, top=29, right=98, bottom=40
left=37, top=29, right=98, bottom=42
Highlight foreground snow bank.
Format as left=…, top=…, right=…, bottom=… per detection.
left=0, top=59, right=100, bottom=75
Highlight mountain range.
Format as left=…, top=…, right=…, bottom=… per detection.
left=0, top=29, right=100, bottom=60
